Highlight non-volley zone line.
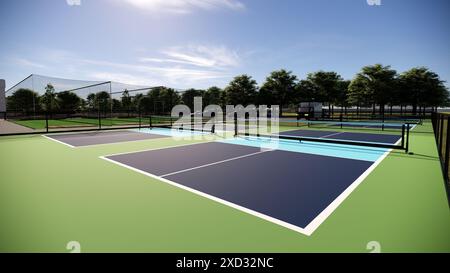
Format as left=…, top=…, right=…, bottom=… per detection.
left=100, top=141, right=393, bottom=236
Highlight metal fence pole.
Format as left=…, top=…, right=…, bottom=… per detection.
left=444, top=117, right=450, bottom=182
left=406, top=123, right=410, bottom=154
left=46, top=112, right=49, bottom=133
left=401, top=124, right=405, bottom=149
left=439, top=116, right=444, bottom=156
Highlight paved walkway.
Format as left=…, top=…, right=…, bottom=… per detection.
left=0, top=119, right=35, bottom=134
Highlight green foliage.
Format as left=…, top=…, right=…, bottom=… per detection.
left=57, top=91, right=81, bottom=112
left=399, top=67, right=449, bottom=111
left=6, top=88, right=40, bottom=113
left=182, top=89, right=205, bottom=111
left=260, top=69, right=298, bottom=108
left=225, top=75, right=258, bottom=106
left=40, top=84, right=59, bottom=112
left=348, top=64, right=397, bottom=113
left=204, top=86, right=223, bottom=106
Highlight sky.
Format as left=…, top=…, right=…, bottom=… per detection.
left=0, top=0, right=449, bottom=90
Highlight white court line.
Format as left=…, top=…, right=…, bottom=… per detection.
left=42, top=135, right=76, bottom=148
left=99, top=138, right=400, bottom=236
left=160, top=150, right=272, bottom=178
left=319, top=132, right=346, bottom=139
left=301, top=140, right=400, bottom=235
left=102, top=140, right=217, bottom=158
left=42, top=129, right=211, bottom=149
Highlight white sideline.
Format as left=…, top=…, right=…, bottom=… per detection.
left=42, top=135, right=76, bottom=148
left=160, top=150, right=272, bottom=178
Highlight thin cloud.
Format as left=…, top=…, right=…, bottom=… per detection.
left=12, top=47, right=235, bottom=88
left=124, top=0, right=245, bottom=14
left=15, top=58, right=47, bottom=69
left=141, top=45, right=240, bottom=69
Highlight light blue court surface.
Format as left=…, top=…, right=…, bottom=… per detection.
left=135, top=127, right=391, bottom=162
left=217, top=136, right=390, bottom=162
left=133, top=128, right=211, bottom=138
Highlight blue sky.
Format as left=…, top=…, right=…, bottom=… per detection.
left=0, top=0, right=449, bottom=90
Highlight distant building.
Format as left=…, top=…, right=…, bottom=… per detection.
left=298, top=102, right=323, bottom=119
left=0, top=79, right=5, bottom=113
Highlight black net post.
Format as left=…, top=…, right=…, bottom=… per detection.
left=401, top=124, right=405, bottom=149
left=138, top=110, right=142, bottom=129
left=444, top=117, right=450, bottom=182
left=45, top=111, right=49, bottom=133
left=439, top=116, right=445, bottom=156
left=149, top=116, right=153, bottom=129
left=98, top=106, right=101, bottom=130
left=234, top=112, right=238, bottom=137
left=406, top=123, right=410, bottom=154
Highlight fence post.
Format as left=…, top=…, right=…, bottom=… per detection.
left=401, top=124, right=405, bottom=149
left=46, top=111, right=49, bottom=133
left=444, top=117, right=450, bottom=183
left=234, top=112, right=238, bottom=137
left=439, top=116, right=444, bottom=156
left=406, top=123, right=410, bottom=154
left=138, top=111, right=142, bottom=129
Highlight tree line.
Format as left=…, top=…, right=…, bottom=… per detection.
left=7, top=64, right=449, bottom=116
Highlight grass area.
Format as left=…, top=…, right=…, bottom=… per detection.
left=0, top=122, right=449, bottom=252
left=10, top=116, right=181, bottom=130
left=12, top=117, right=143, bottom=129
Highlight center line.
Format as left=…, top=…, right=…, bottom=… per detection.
left=161, top=150, right=272, bottom=178
left=320, top=132, right=346, bottom=139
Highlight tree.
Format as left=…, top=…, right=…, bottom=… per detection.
left=57, top=91, right=81, bottom=113
left=86, top=93, right=97, bottom=111
left=296, top=79, right=317, bottom=103
left=158, top=87, right=181, bottom=114
left=335, top=80, right=350, bottom=115
left=121, top=90, right=132, bottom=116
left=181, top=89, right=205, bottom=111
left=132, top=93, right=144, bottom=112
left=40, top=84, right=59, bottom=112
left=6, top=88, right=40, bottom=114
left=298, top=71, right=343, bottom=116
left=225, top=75, right=258, bottom=106
left=95, top=91, right=111, bottom=113
left=350, top=64, right=397, bottom=115
left=204, top=86, right=223, bottom=106
left=111, top=99, right=122, bottom=112
left=260, top=69, right=298, bottom=116
left=399, top=67, right=449, bottom=114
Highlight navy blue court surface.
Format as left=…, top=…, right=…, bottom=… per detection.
left=280, top=129, right=401, bottom=144
left=103, top=128, right=402, bottom=235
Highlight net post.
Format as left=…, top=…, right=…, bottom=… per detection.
left=406, top=123, right=410, bottom=153
left=234, top=112, right=238, bottom=137
left=149, top=115, right=152, bottom=129
left=439, top=116, right=445, bottom=156
left=138, top=110, right=142, bottom=129
left=340, top=114, right=343, bottom=129
left=45, top=111, right=49, bottom=133
left=98, top=107, right=102, bottom=130
left=444, top=117, right=450, bottom=181
left=401, top=124, right=405, bottom=149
